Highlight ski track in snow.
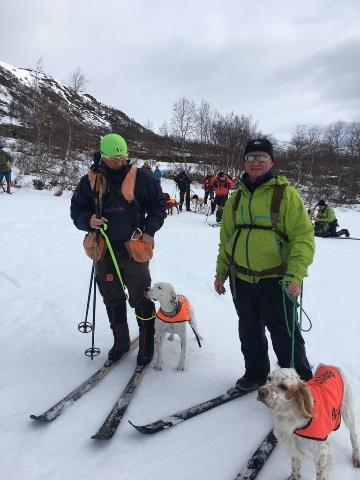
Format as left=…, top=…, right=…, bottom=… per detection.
left=1, top=180, right=360, bottom=480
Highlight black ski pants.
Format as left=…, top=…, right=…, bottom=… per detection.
left=231, top=277, right=313, bottom=383
left=179, top=187, right=190, bottom=211
left=211, top=194, right=227, bottom=214
left=204, top=189, right=214, bottom=204
left=95, top=249, right=155, bottom=326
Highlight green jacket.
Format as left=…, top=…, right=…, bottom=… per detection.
left=315, top=205, right=336, bottom=224
left=0, top=150, right=12, bottom=172
left=215, top=175, right=315, bottom=286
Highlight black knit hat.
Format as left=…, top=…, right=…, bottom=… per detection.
left=244, top=138, right=273, bottom=159
left=318, top=199, right=326, bottom=206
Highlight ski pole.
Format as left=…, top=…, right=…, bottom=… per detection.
left=78, top=264, right=95, bottom=334
left=85, top=269, right=100, bottom=359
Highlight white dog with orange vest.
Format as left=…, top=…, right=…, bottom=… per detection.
left=146, top=282, right=202, bottom=371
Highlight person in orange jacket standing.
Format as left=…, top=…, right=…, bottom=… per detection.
left=210, top=171, right=235, bottom=221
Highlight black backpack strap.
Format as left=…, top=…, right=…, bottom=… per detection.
left=231, top=189, right=242, bottom=226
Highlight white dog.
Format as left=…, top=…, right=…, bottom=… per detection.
left=258, top=365, right=360, bottom=479
left=146, top=282, right=202, bottom=371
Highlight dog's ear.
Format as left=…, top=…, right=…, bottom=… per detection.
left=170, top=294, right=176, bottom=305
left=289, top=381, right=313, bottom=419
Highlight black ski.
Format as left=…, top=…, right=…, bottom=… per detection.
left=92, top=364, right=146, bottom=440
left=235, top=429, right=277, bottom=479
left=328, top=236, right=360, bottom=240
left=30, top=337, right=139, bottom=422
left=129, top=389, right=251, bottom=434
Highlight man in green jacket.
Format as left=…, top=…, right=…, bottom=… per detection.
left=0, top=144, right=13, bottom=194
left=314, top=199, right=350, bottom=237
left=214, top=138, right=314, bottom=392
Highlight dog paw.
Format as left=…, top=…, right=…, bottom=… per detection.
left=353, top=453, right=360, bottom=468
left=176, top=365, right=185, bottom=371
left=154, top=364, right=163, bottom=371
left=287, top=475, right=302, bottom=480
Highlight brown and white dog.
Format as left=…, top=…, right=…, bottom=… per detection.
left=191, top=194, right=207, bottom=214
left=146, top=282, right=202, bottom=371
left=258, top=365, right=360, bottom=479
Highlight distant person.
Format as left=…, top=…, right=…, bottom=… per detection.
left=203, top=171, right=215, bottom=204
left=153, top=165, right=162, bottom=185
left=314, top=199, right=350, bottom=238
left=210, top=171, right=235, bottom=221
left=174, top=170, right=191, bottom=212
left=141, top=160, right=153, bottom=177
left=0, top=144, right=13, bottom=194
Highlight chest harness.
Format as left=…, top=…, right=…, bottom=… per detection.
left=228, top=184, right=289, bottom=280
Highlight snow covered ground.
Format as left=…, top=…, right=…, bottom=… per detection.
left=1, top=178, right=360, bottom=480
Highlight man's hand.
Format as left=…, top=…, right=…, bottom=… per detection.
left=287, top=281, right=301, bottom=297
left=90, top=214, right=108, bottom=229
left=214, top=278, right=226, bottom=295
left=141, top=233, right=154, bottom=247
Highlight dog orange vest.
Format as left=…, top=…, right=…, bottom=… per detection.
left=166, top=198, right=177, bottom=206
left=156, top=295, right=191, bottom=323
left=295, top=365, right=344, bottom=441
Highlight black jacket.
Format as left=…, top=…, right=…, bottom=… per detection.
left=174, top=172, right=191, bottom=191
left=70, top=162, right=167, bottom=245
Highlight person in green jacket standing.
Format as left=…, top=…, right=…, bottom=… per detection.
left=0, top=144, right=13, bottom=194
left=214, top=138, right=314, bottom=392
left=314, top=199, right=350, bottom=237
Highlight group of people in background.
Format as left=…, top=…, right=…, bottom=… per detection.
left=141, top=160, right=163, bottom=185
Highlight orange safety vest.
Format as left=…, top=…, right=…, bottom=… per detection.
left=166, top=198, right=177, bottom=206
left=294, top=365, right=344, bottom=441
left=156, top=295, right=191, bottom=323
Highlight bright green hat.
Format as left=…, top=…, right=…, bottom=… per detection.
left=100, top=133, right=128, bottom=158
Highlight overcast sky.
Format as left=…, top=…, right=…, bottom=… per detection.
left=1, top=0, right=359, bottom=140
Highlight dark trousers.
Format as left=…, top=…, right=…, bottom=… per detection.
left=179, top=188, right=190, bottom=211
left=204, top=190, right=214, bottom=204
left=211, top=195, right=227, bottom=214
left=231, top=277, right=313, bottom=383
left=95, top=250, right=155, bottom=352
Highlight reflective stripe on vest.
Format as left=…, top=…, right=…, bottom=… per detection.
left=156, top=295, right=191, bottom=323
left=294, top=365, right=344, bottom=441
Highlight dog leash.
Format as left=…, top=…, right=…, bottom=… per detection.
left=99, top=225, right=156, bottom=322
left=189, top=323, right=202, bottom=348
left=280, top=280, right=312, bottom=368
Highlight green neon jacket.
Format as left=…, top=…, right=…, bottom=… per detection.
left=215, top=175, right=315, bottom=286
left=315, top=205, right=336, bottom=224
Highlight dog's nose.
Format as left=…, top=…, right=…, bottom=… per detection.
left=257, top=386, right=267, bottom=401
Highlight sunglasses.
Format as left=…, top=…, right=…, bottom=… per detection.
left=245, top=154, right=271, bottom=163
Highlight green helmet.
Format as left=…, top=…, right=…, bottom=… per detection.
left=100, top=133, right=128, bottom=158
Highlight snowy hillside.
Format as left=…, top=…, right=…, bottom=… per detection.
left=1, top=178, right=360, bottom=480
